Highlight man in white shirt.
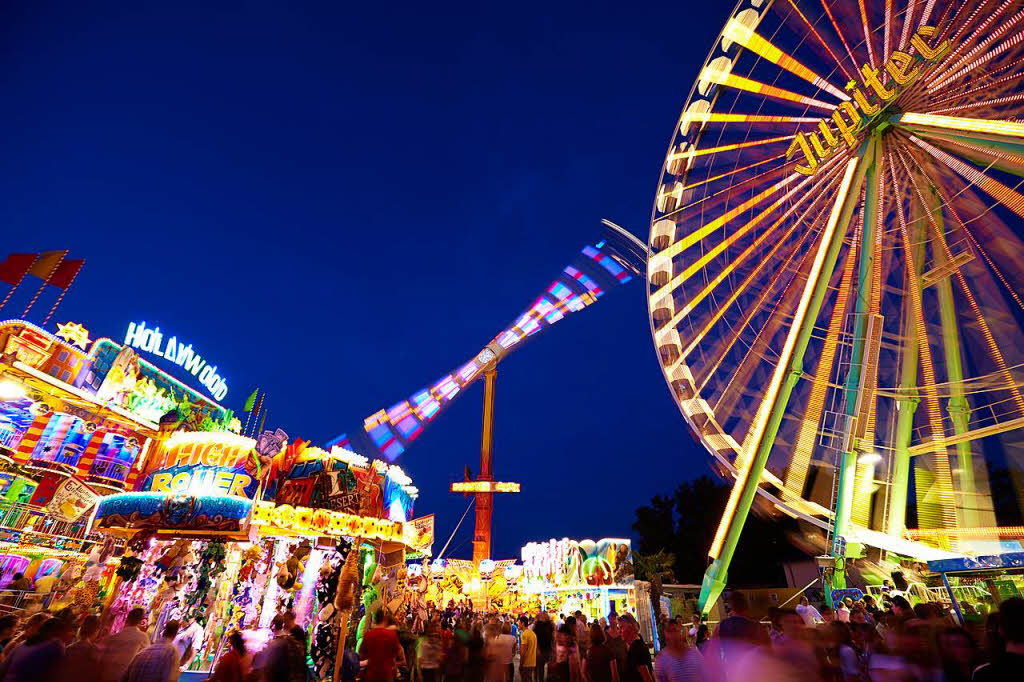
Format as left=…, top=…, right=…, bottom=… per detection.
left=172, top=615, right=205, bottom=668
left=99, top=607, right=152, bottom=682
left=795, top=596, right=823, bottom=626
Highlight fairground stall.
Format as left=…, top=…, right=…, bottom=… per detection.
left=0, top=318, right=232, bottom=599
left=520, top=537, right=635, bottom=620
left=88, top=427, right=432, bottom=678
left=404, top=557, right=531, bottom=617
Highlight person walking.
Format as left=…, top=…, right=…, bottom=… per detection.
left=548, top=624, right=582, bottom=682
left=121, top=620, right=181, bottom=682
left=260, top=614, right=307, bottom=682
left=0, top=617, right=71, bottom=682
left=99, top=606, right=152, bottom=682
left=360, top=611, right=405, bottom=682
left=653, top=621, right=705, bottom=682
left=604, top=623, right=627, bottom=681
left=534, top=612, right=554, bottom=682
left=172, top=614, right=205, bottom=669
left=207, top=631, right=251, bottom=682
left=974, top=597, right=1024, bottom=681
left=616, top=615, right=651, bottom=682
left=55, top=613, right=102, bottom=682
left=518, top=616, right=537, bottom=682
left=417, top=620, right=443, bottom=682
left=582, top=624, right=618, bottom=682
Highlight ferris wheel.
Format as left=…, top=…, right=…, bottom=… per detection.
left=647, top=0, right=1024, bottom=612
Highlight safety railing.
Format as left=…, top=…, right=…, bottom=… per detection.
left=0, top=499, right=92, bottom=540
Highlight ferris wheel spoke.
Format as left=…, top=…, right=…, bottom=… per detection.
left=698, top=60, right=837, bottom=111
left=819, top=0, right=861, bottom=74
left=920, top=135, right=1024, bottom=179
left=784, top=0, right=856, bottom=81
left=682, top=112, right=825, bottom=127
left=902, top=151, right=1024, bottom=419
left=897, top=112, right=1024, bottom=146
left=675, top=134, right=796, bottom=162
left=930, top=0, right=1021, bottom=82
left=908, top=134, right=1024, bottom=217
left=929, top=93, right=1024, bottom=119
left=674, top=177, right=841, bottom=380
left=655, top=161, right=847, bottom=333
left=723, top=14, right=851, bottom=100
left=857, top=0, right=879, bottom=68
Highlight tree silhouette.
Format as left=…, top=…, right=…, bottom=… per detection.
left=632, top=475, right=806, bottom=588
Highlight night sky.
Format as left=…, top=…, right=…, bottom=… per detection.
left=1, top=1, right=723, bottom=560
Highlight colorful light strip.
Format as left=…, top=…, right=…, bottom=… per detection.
left=450, top=481, right=521, bottom=493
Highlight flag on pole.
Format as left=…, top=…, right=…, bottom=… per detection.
left=243, top=388, right=259, bottom=412
left=247, top=392, right=265, bottom=436
left=47, top=259, right=85, bottom=290
left=0, top=254, right=40, bottom=312
left=27, top=251, right=67, bottom=280
left=0, top=254, right=39, bottom=286
left=23, top=251, right=68, bottom=318
left=257, top=408, right=268, bottom=436
left=42, top=259, right=86, bottom=326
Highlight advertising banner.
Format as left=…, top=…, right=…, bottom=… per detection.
left=406, top=514, right=435, bottom=553
left=46, top=477, right=100, bottom=522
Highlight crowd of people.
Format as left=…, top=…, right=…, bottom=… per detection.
left=0, top=590, right=1019, bottom=681
left=389, top=593, right=1024, bottom=682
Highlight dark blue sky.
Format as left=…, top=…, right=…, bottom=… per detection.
left=1, top=1, right=721, bottom=560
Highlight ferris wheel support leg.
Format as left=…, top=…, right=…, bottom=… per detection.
left=926, top=184, right=976, bottom=529
left=833, top=139, right=883, bottom=578
left=697, top=154, right=870, bottom=617
left=887, top=187, right=928, bottom=538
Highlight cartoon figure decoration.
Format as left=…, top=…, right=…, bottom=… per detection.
left=355, top=550, right=380, bottom=651
left=275, top=540, right=312, bottom=591
left=154, top=539, right=192, bottom=577
left=248, top=428, right=289, bottom=482
left=521, top=538, right=634, bottom=591
left=161, top=494, right=200, bottom=527
left=96, top=346, right=140, bottom=405
left=611, top=541, right=633, bottom=584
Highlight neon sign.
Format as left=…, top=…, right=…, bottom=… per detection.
left=124, top=321, right=228, bottom=400
left=787, top=26, right=950, bottom=176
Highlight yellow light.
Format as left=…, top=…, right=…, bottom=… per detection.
left=251, top=500, right=408, bottom=543
left=450, top=481, right=521, bottom=493
left=0, top=380, right=27, bottom=400
left=709, top=156, right=860, bottom=559
left=907, top=526, right=1024, bottom=540
left=898, top=113, right=1024, bottom=139
left=54, top=321, right=91, bottom=349
left=722, top=16, right=849, bottom=101
left=164, top=430, right=256, bottom=450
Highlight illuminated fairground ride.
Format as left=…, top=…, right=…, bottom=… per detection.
left=329, top=221, right=646, bottom=562
left=647, top=0, right=1024, bottom=614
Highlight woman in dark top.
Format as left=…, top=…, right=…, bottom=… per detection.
left=583, top=624, right=618, bottom=682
